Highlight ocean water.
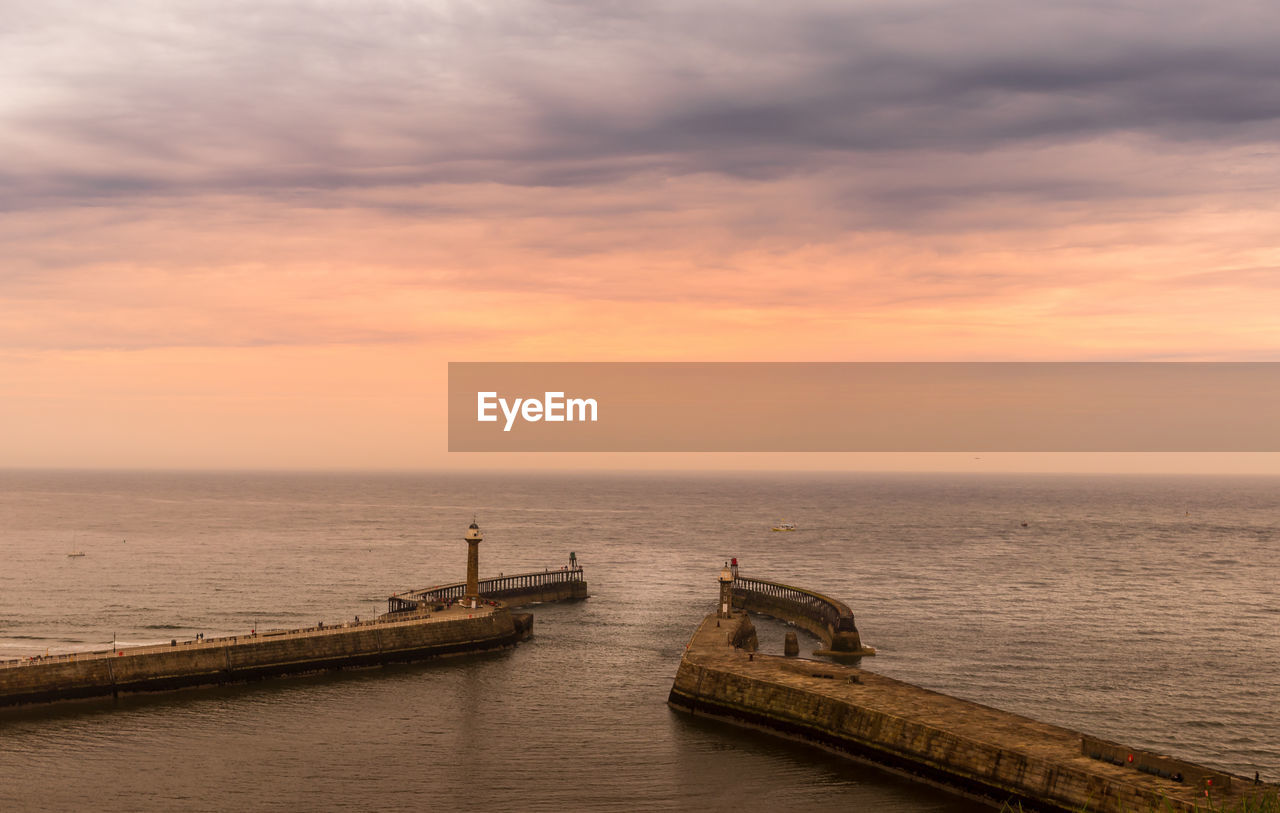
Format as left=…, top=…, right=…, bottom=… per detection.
left=0, top=470, right=1276, bottom=812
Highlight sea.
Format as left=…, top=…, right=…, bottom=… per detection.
left=0, top=470, right=1276, bottom=812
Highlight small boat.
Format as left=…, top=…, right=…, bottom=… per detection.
left=771, top=523, right=797, bottom=532
left=66, top=551, right=86, bottom=558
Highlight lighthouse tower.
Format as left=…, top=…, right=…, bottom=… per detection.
left=464, top=519, right=483, bottom=606
left=718, top=562, right=735, bottom=618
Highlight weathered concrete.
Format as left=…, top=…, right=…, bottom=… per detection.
left=669, top=611, right=1274, bottom=813
left=1081, top=735, right=1235, bottom=791
left=0, top=605, right=531, bottom=708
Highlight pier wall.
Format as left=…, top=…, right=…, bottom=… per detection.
left=1081, top=736, right=1234, bottom=791
left=734, top=590, right=845, bottom=651
left=0, top=610, right=529, bottom=708
left=671, top=655, right=1139, bottom=812
left=388, top=567, right=588, bottom=614
left=479, top=579, right=589, bottom=606
left=731, top=575, right=871, bottom=654
left=669, top=611, right=1270, bottom=813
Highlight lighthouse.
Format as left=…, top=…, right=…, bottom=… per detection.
left=718, top=561, right=735, bottom=618
left=464, top=519, right=483, bottom=607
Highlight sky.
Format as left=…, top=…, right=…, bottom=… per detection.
left=2, top=0, right=1279, bottom=470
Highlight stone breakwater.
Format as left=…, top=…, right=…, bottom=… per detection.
left=668, top=610, right=1274, bottom=813
left=1, top=605, right=532, bottom=708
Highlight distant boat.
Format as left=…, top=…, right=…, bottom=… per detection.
left=771, top=523, right=797, bottom=532
left=66, top=551, right=86, bottom=558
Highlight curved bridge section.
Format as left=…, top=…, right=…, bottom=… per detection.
left=731, top=575, right=873, bottom=655
left=387, top=567, right=588, bottom=614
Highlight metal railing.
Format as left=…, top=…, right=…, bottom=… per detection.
left=388, top=566, right=585, bottom=614
left=731, top=575, right=858, bottom=634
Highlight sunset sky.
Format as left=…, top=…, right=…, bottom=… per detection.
left=3, top=1, right=1279, bottom=470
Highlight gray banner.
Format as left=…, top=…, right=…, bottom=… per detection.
left=448, top=362, right=1280, bottom=452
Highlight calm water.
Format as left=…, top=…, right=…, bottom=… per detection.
left=0, top=470, right=1277, bottom=812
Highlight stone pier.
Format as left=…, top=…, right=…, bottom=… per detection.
left=2, top=605, right=532, bottom=708
left=670, top=586, right=1274, bottom=812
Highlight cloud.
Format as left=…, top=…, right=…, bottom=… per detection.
left=4, top=0, right=1280, bottom=212
left=6, top=1, right=1280, bottom=471
left=2, top=0, right=1279, bottom=359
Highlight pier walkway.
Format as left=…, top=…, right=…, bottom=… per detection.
left=1, top=604, right=531, bottom=707
left=2, top=605, right=500, bottom=671
left=387, top=566, right=587, bottom=614
left=671, top=591, right=1274, bottom=812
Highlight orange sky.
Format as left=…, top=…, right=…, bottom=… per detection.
left=2, top=2, right=1279, bottom=471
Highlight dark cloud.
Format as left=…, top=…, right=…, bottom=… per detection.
left=3, top=0, right=1280, bottom=212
